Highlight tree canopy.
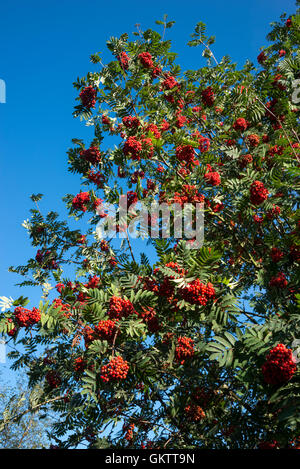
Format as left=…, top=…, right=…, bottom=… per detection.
left=1, top=5, right=300, bottom=450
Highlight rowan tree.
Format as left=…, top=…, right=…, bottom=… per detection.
left=1, top=4, right=300, bottom=449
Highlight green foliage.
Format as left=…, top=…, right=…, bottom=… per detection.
left=2, top=6, right=300, bottom=449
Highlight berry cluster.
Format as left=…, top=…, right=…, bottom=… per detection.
left=250, top=181, right=269, bottom=205
left=204, top=171, right=221, bottom=186
left=79, top=86, right=97, bottom=109
left=123, top=136, right=142, bottom=160
left=100, top=356, right=129, bottom=383
left=52, top=298, right=71, bottom=318
left=87, top=169, right=105, bottom=187
left=146, top=123, right=161, bottom=139
left=198, top=135, right=210, bottom=153
left=35, top=249, right=58, bottom=269
left=201, top=86, right=215, bottom=107
left=155, top=262, right=187, bottom=298
left=257, top=51, right=267, bottom=65
left=270, top=247, right=284, bottom=263
left=108, top=296, right=136, bottom=320
left=45, top=370, right=61, bottom=389
left=172, top=185, right=204, bottom=206
left=125, top=190, right=138, bottom=209
left=257, top=440, right=279, bottom=450
left=139, top=306, right=160, bottom=333
left=95, top=319, right=118, bottom=342
left=179, top=279, right=215, bottom=306
left=122, top=115, right=140, bottom=129
left=100, top=239, right=109, bottom=251
left=72, top=192, right=90, bottom=212
left=184, top=404, right=205, bottom=422
left=123, top=423, right=135, bottom=442
left=80, top=146, right=101, bottom=165
left=233, top=117, right=249, bottom=132
left=14, top=306, right=41, bottom=328
left=247, top=134, right=260, bottom=147
left=161, top=75, right=179, bottom=90
left=266, top=204, right=280, bottom=220
left=83, top=325, right=96, bottom=348
left=74, top=357, right=86, bottom=373
left=239, top=153, right=253, bottom=168
left=138, top=52, right=154, bottom=68
left=117, top=52, right=129, bottom=70
left=262, top=343, right=296, bottom=385
left=269, top=272, right=288, bottom=288
left=175, top=336, right=195, bottom=364
left=175, top=145, right=196, bottom=165
left=86, top=275, right=101, bottom=289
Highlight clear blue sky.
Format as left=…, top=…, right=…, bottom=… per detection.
left=0, top=0, right=297, bottom=309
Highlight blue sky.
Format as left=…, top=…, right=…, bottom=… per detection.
left=0, top=0, right=297, bottom=380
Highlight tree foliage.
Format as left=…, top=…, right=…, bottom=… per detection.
left=1, top=6, right=300, bottom=449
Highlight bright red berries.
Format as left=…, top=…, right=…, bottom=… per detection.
left=239, top=153, right=253, bottom=168
left=184, top=404, right=205, bottom=422
left=35, top=250, right=58, bottom=269
left=123, top=136, right=143, bottom=160
left=172, top=185, right=204, bottom=206
left=117, top=52, right=129, bottom=70
left=80, top=146, right=101, bottom=165
left=122, top=115, right=140, bottom=129
left=198, top=135, right=210, bottom=153
left=262, top=344, right=296, bottom=386
left=201, top=86, right=215, bottom=107
left=266, top=205, right=280, bottom=220
left=100, top=240, right=109, bottom=251
left=86, top=275, right=101, bottom=289
left=258, top=440, right=279, bottom=449
left=138, top=52, right=154, bottom=69
left=84, top=320, right=118, bottom=347
left=74, top=357, right=86, bottom=373
left=52, top=298, right=71, bottom=318
left=179, top=279, right=215, bottom=306
left=204, top=171, right=221, bottom=186
left=72, top=192, right=90, bottom=212
left=108, top=296, right=135, bottom=320
left=14, top=306, right=41, bottom=328
left=250, top=181, right=269, bottom=205
left=286, top=18, right=292, bottom=28
left=95, top=319, right=118, bottom=342
left=176, top=145, right=196, bottom=165
left=233, top=117, right=249, bottom=132
left=269, top=272, right=288, bottom=288
left=124, top=423, right=135, bottom=442
left=152, top=66, right=162, bottom=78
left=139, top=306, right=160, bottom=333
left=146, top=123, right=161, bottom=140
left=87, top=169, right=105, bottom=187
left=247, top=134, right=260, bottom=147
left=161, top=75, right=179, bottom=90
left=270, top=247, right=284, bottom=263
left=100, top=356, right=129, bottom=383
left=79, top=86, right=97, bottom=109
left=257, top=51, right=267, bottom=65
left=175, top=336, right=195, bottom=364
